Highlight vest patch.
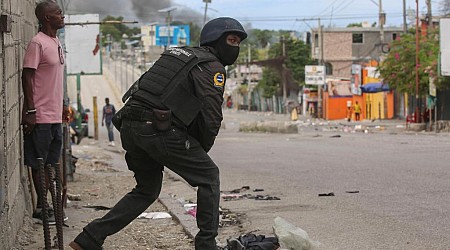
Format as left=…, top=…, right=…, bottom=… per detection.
left=213, top=72, right=225, bottom=87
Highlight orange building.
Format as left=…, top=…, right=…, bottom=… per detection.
left=322, top=66, right=394, bottom=121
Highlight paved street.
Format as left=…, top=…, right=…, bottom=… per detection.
left=211, top=112, right=450, bottom=249
left=64, top=64, right=450, bottom=249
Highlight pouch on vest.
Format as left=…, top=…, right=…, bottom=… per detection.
left=112, top=107, right=124, bottom=132
left=153, top=109, right=172, bottom=131
left=122, top=80, right=140, bottom=103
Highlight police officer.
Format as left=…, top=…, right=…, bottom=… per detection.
left=70, top=17, right=247, bottom=250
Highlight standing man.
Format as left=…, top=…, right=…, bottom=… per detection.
left=354, top=101, right=361, bottom=121
left=70, top=17, right=247, bottom=250
left=22, top=0, right=66, bottom=223
left=102, top=97, right=116, bottom=146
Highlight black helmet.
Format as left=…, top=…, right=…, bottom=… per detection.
left=200, top=17, right=247, bottom=46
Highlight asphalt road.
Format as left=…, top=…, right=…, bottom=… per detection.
left=73, top=64, right=450, bottom=249
left=210, top=115, right=450, bottom=250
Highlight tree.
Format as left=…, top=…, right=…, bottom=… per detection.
left=256, top=36, right=314, bottom=98
left=251, top=29, right=276, bottom=48
left=267, top=36, right=314, bottom=84
left=100, top=16, right=140, bottom=44
left=347, top=23, right=363, bottom=27
left=257, top=68, right=280, bottom=98
left=378, top=28, right=445, bottom=96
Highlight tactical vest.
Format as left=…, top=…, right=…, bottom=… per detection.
left=122, top=47, right=217, bottom=126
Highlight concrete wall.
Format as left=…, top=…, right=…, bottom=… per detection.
left=0, top=0, right=37, bottom=248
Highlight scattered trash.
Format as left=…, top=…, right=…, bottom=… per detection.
left=219, top=208, right=243, bottom=228
left=229, top=186, right=250, bottom=193
left=82, top=205, right=111, bottom=210
left=137, top=212, right=172, bottom=219
left=183, top=204, right=197, bottom=218
left=254, top=195, right=280, bottom=200
left=224, top=233, right=279, bottom=250
left=221, top=193, right=245, bottom=201
left=330, top=135, right=341, bottom=138
left=318, top=192, right=335, bottom=197
left=221, top=186, right=280, bottom=201
left=186, top=207, right=197, bottom=218
left=345, top=190, right=360, bottom=194
left=273, top=217, right=318, bottom=250
left=67, top=193, right=81, bottom=201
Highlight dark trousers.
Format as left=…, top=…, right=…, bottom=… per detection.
left=74, top=119, right=220, bottom=250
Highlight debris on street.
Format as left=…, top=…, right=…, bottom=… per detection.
left=273, top=216, right=319, bottom=250
left=137, top=212, right=172, bottom=219
left=318, top=192, right=335, bottom=197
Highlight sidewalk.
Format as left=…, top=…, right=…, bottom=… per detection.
left=16, top=138, right=197, bottom=250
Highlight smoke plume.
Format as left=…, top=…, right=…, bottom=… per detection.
left=64, top=0, right=203, bottom=26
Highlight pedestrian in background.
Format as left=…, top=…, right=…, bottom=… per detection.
left=226, top=96, right=233, bottom=109
left=22, top=0, right=66, bottom=224
left=354, top=101, right=361, bottom=121
left=70, top=17, right=247, bottom=250
left=102, top=97, right=116, bottom=146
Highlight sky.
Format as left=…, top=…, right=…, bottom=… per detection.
left=62, top=0, right=444, bottom=32
left=172, top=0, right=443, bottom=31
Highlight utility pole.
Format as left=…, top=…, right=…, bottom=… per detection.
left=379, top=0, right=385, bottom=44
left=317, top=18, right=323, bottom=119
left=281, top=36, right=287, bottom=114
left=403, top=0, right=408, bottom=33
left=203, top=0, right=211, bottom=26
left=247, top=45, right=252, bottom=111
left=167, top=15, right=171, bottom=49
left=158, top=7, right=177, bottom=50
left=415, top=0, right=420, bottom=123
left=426, top=0, right=433, bottom=32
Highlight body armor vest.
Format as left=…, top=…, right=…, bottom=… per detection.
left=122, top=47, right=217, bottom=126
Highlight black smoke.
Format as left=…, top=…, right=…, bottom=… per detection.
left=64, top=0, right=203, bottom=26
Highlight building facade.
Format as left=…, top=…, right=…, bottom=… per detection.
left=311, top=26, right=404, bottom=78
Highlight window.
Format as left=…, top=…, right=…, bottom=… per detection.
left=314, top=33, right=319, bottom=47
left=352, top=33, right=363, bottom=44
left=325, top=63, right=333, bottom=75
left=392, top=33, right=398, bottom=41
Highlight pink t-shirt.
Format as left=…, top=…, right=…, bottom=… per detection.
left=23, top=32, right=64, bottom=124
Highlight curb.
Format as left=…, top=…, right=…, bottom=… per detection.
left=158, top=193, right=199, bottom=239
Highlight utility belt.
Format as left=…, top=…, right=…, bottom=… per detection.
left=112, top=106, right=172, bottom=132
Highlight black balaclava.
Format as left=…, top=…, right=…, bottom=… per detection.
left=213, top=33, right=240, bottom=66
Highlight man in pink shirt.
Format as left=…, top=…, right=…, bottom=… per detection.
left=22, top=0, right=67, bottom=224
